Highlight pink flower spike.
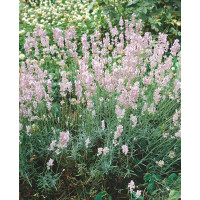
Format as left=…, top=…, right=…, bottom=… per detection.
left=59, top=131, right=70, bottom=148
left=26, top=125, right=31, bottom=136
left=122, top=145, right=129, bottom=155
left=136, top=190, right=142, bottom=198
left=175, top=130, right=181, bottom=138
left=128, top=180, right=135, bottom=193
left=102, top=120, right=105, bottom=130
left=49, top=140, right=56, bottom=151
left=97, top=148, right=103, bottom=156
left=114, top=125, right=123, bottom=139
left=103, top=147, right=109, bottom=155
left=47, top=158, right=54, bottom=170
left=85, top=138, right=90, bottom=148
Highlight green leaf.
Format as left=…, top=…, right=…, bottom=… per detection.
left=127, top=0, right=139, bottom=6
left=143, top=8, right=147, bottom=14
left=95, top=191, right=108, bottom=200
left=168, top=190, right=180, bottom=200
left=151, top=189, right=158, bottom=195
left=168, top=173, right=178, bottom=181
left=98, top=191, right=107, bottom=196
left=144, top=173, right=151, bottom=182
left=95, top=196, right=102, bottom=200
left=156, top=175, right=162, bottom=181
left=147, top=180, right=155, bottom=194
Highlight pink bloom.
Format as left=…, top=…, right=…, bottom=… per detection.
left=114, top=125, right=123, bottom=139
left=47, top=79, right=52, bottom=94
left=119, top=16, right=124, bottom=27
left=136, top=19, right=142, bottom=33
left=97, top=148, right=103, bottom=156
left=142, top=103, right=148, bottom=115
left=122, top=145, right=129, bottom=155
left=47, top=158, right=54, bottom=170
left=171, top=39, right=180, bottom=56
left=47, top=102, right=52, bottom=111
left=59, top=71, right=72, bottom=96
left=26, top=125, right=31, bottom=136
left=128, top=180, right=135, bottom=193
left=59, top=131, right=70, bottom=148
left=33, top=101, right=37, bottom=109
left=175, top=130, right=181, bottom=138
left=154, top=88, right=162, bottom=104
left=29, top=116, right=39, bottom=121
left=103, top=147, right=109, bottom=155
left=19, top=123, right=23, bottom=131
left=113, top=140, right=119, bottom=146
left=163, top=133, right=169, bottom=138
left=111, top=26, right=118, bottom=37
left=173, top=109, right=181, bottom=126
left=115, top=105, right=125, bottom=120
left=136, top=190, right=142, bottom=198
left=85, top=138, right=90, bottom=148
left=148, top=103, right=156, bottom=114
left=143, top=76, right=151, bottom=85
left=99, top=97, right=104, bottom=102
left=102, top=120, right=105, bottom=130
left=87, top=100, right=94, bottom=109
left=60, top=100, right=65, bottom=105
left=49, top=140, right=56, bottom=151
left=55, top=149, right=60, bottom=155
left=130, top=114, right=137, bottom=128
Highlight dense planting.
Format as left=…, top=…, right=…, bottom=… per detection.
left=19, top=1, right=181, bottom=199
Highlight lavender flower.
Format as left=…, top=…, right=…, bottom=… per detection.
left=122, top=145, right=129, bottom=155
left=47, top=158, right=54, bottom=170
left=59, top=131, right=70, bottom=148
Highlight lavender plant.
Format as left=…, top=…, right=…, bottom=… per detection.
left=19, top=13, right=181, bottom=199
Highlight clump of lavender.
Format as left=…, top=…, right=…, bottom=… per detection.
left=20, top=13, right=181, bottom=199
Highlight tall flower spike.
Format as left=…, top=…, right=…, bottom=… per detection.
left=122, top=145, right=129, bottom=155
left=59, top=131, right=70, bottom=148
left=47, top=158, right=54, bottom=170
left=128, top=180, right=135, bottom=193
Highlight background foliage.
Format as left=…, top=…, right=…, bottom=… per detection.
left=89, top=0, right=181, bottom=43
